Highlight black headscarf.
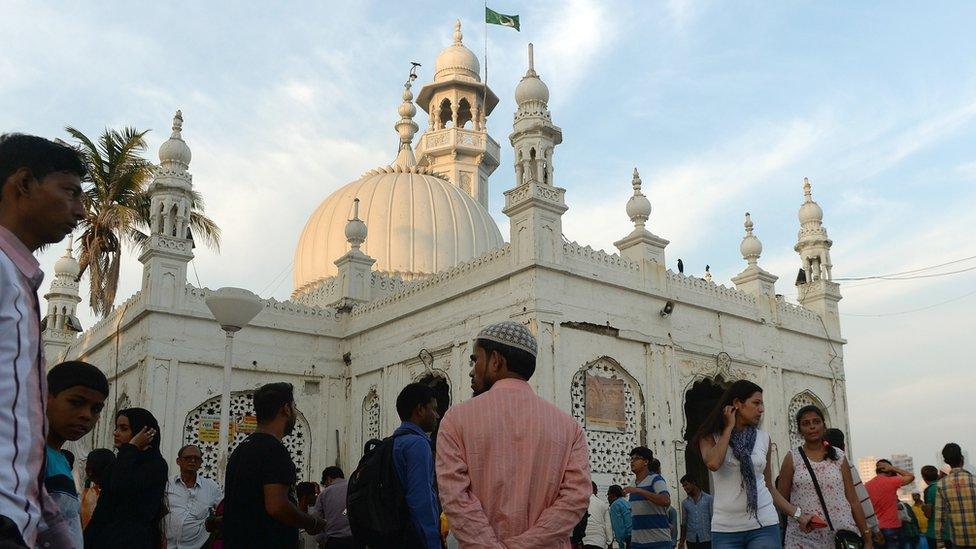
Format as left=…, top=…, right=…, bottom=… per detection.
left=116, top=407, right=162, bottom=454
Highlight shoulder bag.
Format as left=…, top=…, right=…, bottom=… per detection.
left=798, top=447, right=864, bottom=549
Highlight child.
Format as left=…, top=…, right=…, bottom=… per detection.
left=41, top=360, right=109, bottom=547
left=80, top=449, right=115, bottom=530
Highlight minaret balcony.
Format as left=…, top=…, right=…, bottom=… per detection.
left=416, top=127, right=500, bottom=169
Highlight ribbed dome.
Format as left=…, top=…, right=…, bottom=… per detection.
left=293, top=167, right=503, bottom=291
left=434, top=20, right=480, bottom=83
left=54, top=248, right=80, bottom=277
left=515, top=75, right=549, bottom=105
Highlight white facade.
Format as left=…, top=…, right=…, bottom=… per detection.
left=44, top=24, right=850, bottom=493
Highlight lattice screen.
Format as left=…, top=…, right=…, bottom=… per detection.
left=571, top=358, right=645, bottom=487
left=183, top=392, right=310, bottom=481
left=362, top=387, right=381, bottom=443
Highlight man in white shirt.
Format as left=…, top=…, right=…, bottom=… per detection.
left=583, top=481, right=614, bottom=549
left=165, top=445, right=222, bottom=549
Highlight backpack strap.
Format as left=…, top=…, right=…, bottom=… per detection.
left=798, top=447, right=834, bottom=531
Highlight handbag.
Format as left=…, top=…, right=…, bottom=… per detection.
left=798, top=447, right=864, bottom=549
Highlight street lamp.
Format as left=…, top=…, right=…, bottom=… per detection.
left=205, top=287, right=263, bottom=476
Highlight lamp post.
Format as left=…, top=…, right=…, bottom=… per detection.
left=205, top=287, right=263, bottom=477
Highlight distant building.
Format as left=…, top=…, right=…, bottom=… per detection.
left=891, top=454, right=917, bottom=501
left=858, top=456, right=879, bottom=483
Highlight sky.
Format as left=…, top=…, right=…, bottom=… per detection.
left=4, top=1, right=974, bottom=475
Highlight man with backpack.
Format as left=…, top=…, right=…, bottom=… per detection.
left=348, top=383, right=441, bottom=548
left=436, top=321, right=591, bottom=547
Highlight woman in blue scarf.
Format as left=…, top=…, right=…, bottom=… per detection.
left=695, top=381, right=813, bottom=548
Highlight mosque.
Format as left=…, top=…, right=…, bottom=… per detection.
left=41, top=21, right=848, bottom=491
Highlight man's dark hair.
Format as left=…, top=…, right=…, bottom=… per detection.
left=921, top=465, right=940, bottom=483
left=680, top=474, right=696, bottom=485
left=607, top=485, right=624, bottom=498
left=85, top=448, right=116, bottom=484
left=253, top=382, right=294, bottom=423
left=630, top=446, right=653, bottom=463
left=321, top=466, right=344, bottom=483
left=650, top=458, right=661, bottom=474
left=942, top=442, right=964, bottom=468
left=48, top=361, right=109, bottom=398
left=0, top=134, right=86, bottom=193
left=296, top=481, right=318, bottom=501
left=396, top=382, right=435, bottom=422
left=824, top=428, right=846, bottom=450
left=475, top=338, right=536, bottom=380
left=177, top=444, right=202, bottom=458
left=876, top=459, right=892, bottom=467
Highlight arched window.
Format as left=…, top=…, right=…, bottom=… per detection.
left=788, top=391, right=830, bottom=449
left=571, top=358, right=646, bottom=487
left=183, top=391, right=311, bottom=481
left=456, top=98, right=473, bottom=128
left=439, top=98, right=453, bottom=129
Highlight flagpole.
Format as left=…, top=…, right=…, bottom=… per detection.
left=483, top=0, right=489, bottom=131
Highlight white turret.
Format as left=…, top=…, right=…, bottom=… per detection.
left=41, top=238, right=83, bottom=366
left=334, top=198, right=376, bottom=307
left=415, top=20, right=500, bottom=207
left=732, top=212, right=778, bottom=298
left=794, top=177, right=833, bottom=282
left=139, top=110, right=196, bottom=309
left=503, top=44, right=567, bottom=266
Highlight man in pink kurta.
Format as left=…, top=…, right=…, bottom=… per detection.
left=436, top=321, right=591, bottom=548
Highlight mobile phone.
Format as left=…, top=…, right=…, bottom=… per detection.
left=810, top=516, right=828, bottom=529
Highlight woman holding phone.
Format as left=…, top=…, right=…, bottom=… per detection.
left=696, top=380, right=813, bottom=549
left=777, top=405, right=872, bottom=548
left=85, top=407, right=169, bottom=548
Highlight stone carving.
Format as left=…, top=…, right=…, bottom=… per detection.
left=183, top=391, right=310, bottom=480
left=563, top=241, right=640, bottom=272
left=571, top=358, right=645, bottom=487
left=667, top=270, right=757, bottom=306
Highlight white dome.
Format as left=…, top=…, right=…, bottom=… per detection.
left=293, top=167, right=504, bottom=291
left=434, top=21, right=480, bottom=83
left=515, top=74, right=549, bottom=105
left=159, top=110, right=191, bottom=168
left=798, top=200, right=823, bottom=225
left=55, top=252, right=80, bottom=278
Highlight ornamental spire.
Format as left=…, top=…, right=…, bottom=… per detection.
left=393, top=65, right=420, bottom=168
left=625, top=167, right=652, bottom=231
left=453, top=19, right=463, bottom=45
left=740, top=212, right=763, bottom=267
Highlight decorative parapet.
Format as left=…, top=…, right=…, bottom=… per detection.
left=562, top=240, right=640, bottom=272
left=291, top=277, right=339, bottom=306
left=418, top=127, right=500, bottom=164
left=777, top=299, right=821, bottom=324
left=86, top=291, right=145, bottom=336
left=666, top=270, right=757, bottom=307
left=351, top=244, right=512, bottom=317
left=185, top=285, right=337, bottom=322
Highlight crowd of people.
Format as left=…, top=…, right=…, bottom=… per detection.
left=2, top=135, right=975, bottom=549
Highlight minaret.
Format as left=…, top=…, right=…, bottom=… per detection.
left=614, top=168, right=669, bottom=265
left=138, top=110, right=195, bottom=310
left=794, top=177, right=842, bottom=336
left=41, top=238, right=83, bottom=366
left=503, top=43, right=567, bottom=266
left=415, top=20, right=500, bottom=207
left=731, top=213, right=778, bottom=298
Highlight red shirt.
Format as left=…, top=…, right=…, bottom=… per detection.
left=865, top=474, right=904, bottom=529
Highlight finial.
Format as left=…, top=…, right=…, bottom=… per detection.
left=172, top=109, right=183, bottom=136
left=453, top=19, right=463, bottom=45
left=65, top=234, right=74, bottom=256
left=345, top=198, right=368, bottom=249
left=632, top=167, right=642, bottom=191
left=803, top=177, right=812, bottom=201
left=394, top=64, right=419, bottom=168
left=529, top=43, right=535, bottom=71
left=625, top=167, right=652, bottom=230
left=740, top=212, right=763, bottom=266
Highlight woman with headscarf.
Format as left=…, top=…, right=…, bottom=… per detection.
left=778, top=405, right=872, bottom=548
left=695, top=380, right=813, bottom=549
left=84, top=408, right=169, bottom=549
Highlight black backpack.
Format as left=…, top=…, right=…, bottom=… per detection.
left=571, top=510, right=589, bottom=544
left=347, top=433, right=422, bottom=548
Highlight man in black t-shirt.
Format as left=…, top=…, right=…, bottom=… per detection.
left=223, top=383, right=325, bottom=548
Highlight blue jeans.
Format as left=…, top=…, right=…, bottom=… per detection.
left=881, top=528, right=904, bottom=547
left=711, top=525, right=781, bottom=549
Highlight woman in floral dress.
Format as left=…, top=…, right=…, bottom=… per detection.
left=777, top=405, right=873, bottom=549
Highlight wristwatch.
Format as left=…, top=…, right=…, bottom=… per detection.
left=792, top=507, right=803, bottom=520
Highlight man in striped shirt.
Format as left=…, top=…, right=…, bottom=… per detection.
left=0, top=134, right=87, bottom=547
left=625, top=447, right=672, bottom=549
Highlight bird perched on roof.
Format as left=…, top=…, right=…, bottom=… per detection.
left=677, top=259, right=684, bottom=274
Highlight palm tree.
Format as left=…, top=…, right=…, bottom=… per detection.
left=66, top=125, right=221, bottom=317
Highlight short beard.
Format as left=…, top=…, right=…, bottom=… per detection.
left=472, top=377, right=494, bottom=397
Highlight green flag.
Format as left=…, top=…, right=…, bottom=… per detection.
left=486, top=7, right=520, bottom=31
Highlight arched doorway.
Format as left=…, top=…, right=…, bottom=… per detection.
left=683, top=377, right=728, bottom=491
left=416, top=373, right=451, bottom=452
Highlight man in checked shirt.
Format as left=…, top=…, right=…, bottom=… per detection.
left=934, top=443, right=976, bottom=549
left=0, top=134, right=87, bottom=547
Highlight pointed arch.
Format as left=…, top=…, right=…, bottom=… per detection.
left=456, top=98, right=473, bottom=128
left=570, top=357, right=646, bottom=487
left=788, top=390, right=830, bottom=449
left=439, top=98, right=453, bottom=129
left=362, top=386, right=381, bottom=443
